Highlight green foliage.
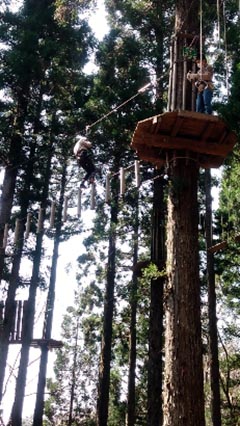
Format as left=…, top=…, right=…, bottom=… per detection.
left=141, top=262, right=166, bottom=281
left=107, top=369, right=126, bottom=425
left=45, top=302, right=100, bottom=424
left=219, top=345, right=240, bottom=425
left=54, top=0, right=94, bottom=25
left=217, top=61, right=240, bottom=133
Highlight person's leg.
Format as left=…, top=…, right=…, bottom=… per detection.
left=83, top=156, right=95, bottom=182
left=78, top=153, right=95, bottom=186
left=78, top=152, right=89, bottom=187
left=196, top=92, right=205, bottom=113
left=203, top=88, right=213, bottom=114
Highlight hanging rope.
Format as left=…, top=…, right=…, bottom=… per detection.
left=222, top=0, right=230, bottom=98
left=199, top=0, right=203, bottom=79
left=217, top=0, right=221, bottom=48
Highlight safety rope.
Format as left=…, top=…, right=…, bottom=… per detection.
left=199, top=0, right=203, bottom=79
left=217, top=0, right=221, bottom=49
left=222, top=0, right=230, bottom=98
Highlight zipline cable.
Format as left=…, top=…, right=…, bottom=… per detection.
left=85, top=82, right=154, bottom=133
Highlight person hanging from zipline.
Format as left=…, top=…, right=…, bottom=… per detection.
left=187, top=54, right=214, bottom=114
left=73, top=135, right=96, bottom=188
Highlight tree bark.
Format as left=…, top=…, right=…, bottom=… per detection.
left=0, top=92, right=43, bottom=404
left=0, top=220, right=25, bottom=404
left=205, top=169, right=222, bottom=426
left=148, top=170, right=166, bottom=426
left=33, top=160, right=67, bottom=426
left=163, top=160, right=205, bottom=426
left=10, top=140, right=53, bottom=426
left=0, top=110, right=27, bottom=282
left=168, top=0, right=199, bottom=112
left=126, top=192, right=139, bottom=426
left=97, top=195, right=119, bottom=426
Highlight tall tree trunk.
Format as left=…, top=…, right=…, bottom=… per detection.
left=33, top=160, right=67, bottom=426
left=152, top=0, right=165, bottom=114
left=163, top=2, right=205, bottom=424
left=147, top=2, right=165, bottom=421
left=97, top=195, right=119, bottom=426
left=0, top=219, right=25, bottom=404
left=10, top=139, right=53, bottom=426
left=0, top=92, right=29, bottom=282
left=163, top=160, right=205, bottom=426
left=10, top=225, right=45, bottom=426
left=205, top=169, right=222, bottom=426
left=148, top=170, right=166, bottom=426
left=0, top=92, right=42, bottom=404
left=67, top=319, right=80, bottom=426
left=126, top=192, right=139, bottom=426
left=0, top=153, right=33, bottom=402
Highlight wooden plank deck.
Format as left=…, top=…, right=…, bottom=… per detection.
left=131, top=110, right=238, bottom=168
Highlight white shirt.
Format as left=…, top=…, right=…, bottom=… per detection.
left=73, top=136, right=92, bottom=157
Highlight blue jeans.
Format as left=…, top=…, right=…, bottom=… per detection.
left=196, top=88, right=213, bottom=114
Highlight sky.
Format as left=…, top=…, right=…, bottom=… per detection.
left=89, top=0, right=109, bottom=40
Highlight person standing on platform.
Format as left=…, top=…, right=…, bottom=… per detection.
left=187, top=55, right=214, bottom=114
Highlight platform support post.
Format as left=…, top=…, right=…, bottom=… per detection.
left=25, top=213, right=31, bottom=240
left=50, top=201, right=56, bottom=229
left=120, top=167, right=125, bottom=196
left=77, top=189, right=82, bottom=217
left=90, top=183, right=96, bottom=210
left=134, top=160, right=140, bottom=188
left=105, top=173, right=111, bottom=203
left=63, top=196, right=68, bottom=222
left=2, top=224, right=8, bottom=249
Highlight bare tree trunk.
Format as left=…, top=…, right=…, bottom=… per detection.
left=126, top=192, right=139, bottom=426
left=0, top=220, right=25, bottom=404
left=67, top=319, right=80, bottom=426
left=0, top=92, right=42, bottom=404
left=97, top=195, right=119, bottom=426
left=0, top=81, right=31, bottom=282
left=10, top=229, right=44, bottom=426
left=33, top=160, right=67, bottom=426
left=10, top=139, right=53, bottom=426
left=147, top=2, right=166, bottom=420
left=163, top=160, right=205, bottom=426
left=0, top=148, right=34, bottom=404
left=175, top=0, right=199, bottom=33
left=148, top=170, right=166, bottom=426
left=205, top=169, right=222, bottom=426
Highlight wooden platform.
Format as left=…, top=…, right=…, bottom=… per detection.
left=131, top=110, right=238, bottom=168
left=9, top=338, right=63, bottom=349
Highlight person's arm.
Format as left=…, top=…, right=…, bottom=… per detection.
left=81, top=140, right=92, bottom=149
left=73, top=141, right=81, bottom=156
left=187, top=71, right=198, bottom=81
